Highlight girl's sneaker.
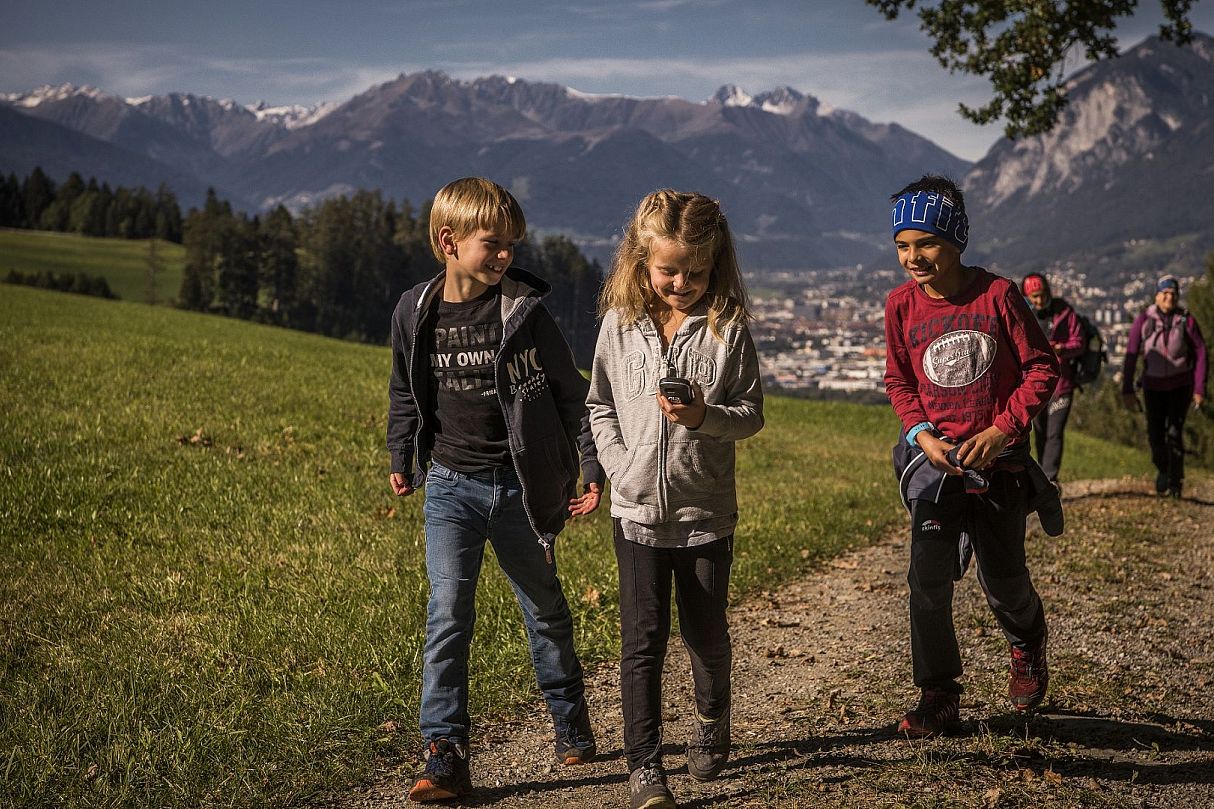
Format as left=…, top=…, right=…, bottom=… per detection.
left=628, top=763, right=676, bottom=809
left=687, top=710, right=730, bottom=781
left=408, top=738, right=472, bottom=802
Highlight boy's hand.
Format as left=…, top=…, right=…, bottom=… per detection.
left=389, top=472, right=414, bottom=497
left=956, top=426, right=1009, bottom=470
left=658, top=382, right=706, bottom=429
left=568, top=482, right=601, bottom=517
left=918, top=432, right=963, bottom=476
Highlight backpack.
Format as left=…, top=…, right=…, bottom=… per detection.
left=1070, top=310, right=1107, bottom=388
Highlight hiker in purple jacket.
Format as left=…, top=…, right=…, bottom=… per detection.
left=1121, top=275, right=1207, bottom=498
left=1022, top=274, right=1085, bottom=484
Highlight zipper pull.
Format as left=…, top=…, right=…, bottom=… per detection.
left=540, top=537, right=553, bottom=565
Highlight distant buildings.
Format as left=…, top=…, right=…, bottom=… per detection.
left=748, top=266, right=1196, bottom=398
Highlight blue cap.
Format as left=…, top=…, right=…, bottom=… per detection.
left=1157, top=275, right=1179, bottom=293
left=891, top=191, right=969, bottom=252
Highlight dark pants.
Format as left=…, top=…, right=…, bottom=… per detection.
left=908, top=472, right=1046, bottom=692
left=1032, top=393, right=1073, bottom=482
left=1144, top=386, right=1193, bottom=490
left=614, top=519, right=732, bottom=771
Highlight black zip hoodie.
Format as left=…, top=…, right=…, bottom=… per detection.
left=387, top=267, right=604, bottom=553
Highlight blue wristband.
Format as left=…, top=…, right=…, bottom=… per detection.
left=905, top=421, right=937, bottom=447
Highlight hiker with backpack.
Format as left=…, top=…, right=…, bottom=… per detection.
left=1121, top=275, right=1207, bottom=498
left=1021, top=274, right=1087, bottom=485
left=1116, top=274, right=1204, bottom=495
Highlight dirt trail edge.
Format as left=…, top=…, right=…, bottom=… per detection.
left=328, top=477, right=1214, bottom=809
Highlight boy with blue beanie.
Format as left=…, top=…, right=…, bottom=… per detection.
left=883, top=175, right=1060, bottom=737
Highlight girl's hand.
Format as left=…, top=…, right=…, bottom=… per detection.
left=658, top=381, right=706, bottom=429
left=568, top=482, right=601, bottom=516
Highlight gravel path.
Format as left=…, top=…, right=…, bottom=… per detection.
left=327, top=476, right=1214, bottom=808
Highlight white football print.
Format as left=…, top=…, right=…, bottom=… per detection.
left=922, top=330, right=997, bottom=388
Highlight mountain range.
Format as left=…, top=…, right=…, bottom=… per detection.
left=3, top=32, right=1211, bottom=276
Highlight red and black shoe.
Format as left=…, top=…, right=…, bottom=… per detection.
left=1009, top=630, right=1049, bottom=712
left=408, top=738, right=472, bottom=802
left=898, top=688, right=960, bottom=739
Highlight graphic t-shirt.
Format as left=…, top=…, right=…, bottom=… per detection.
left=883, top=268, right=1058, bottom=444
left=428, top=288, right=511, bottom=471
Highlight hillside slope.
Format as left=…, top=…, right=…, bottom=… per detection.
left=0, top=287, right=1166, bottom=808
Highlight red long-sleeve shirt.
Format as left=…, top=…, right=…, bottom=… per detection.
left=884, top=269, right=1060, bottom=444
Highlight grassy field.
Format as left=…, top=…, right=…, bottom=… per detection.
left=0, top=286, right=1157, bottom=808
left=0, top=229, right=185, bottom=304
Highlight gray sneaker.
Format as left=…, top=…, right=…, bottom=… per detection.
left=628, top=763, right=676, bottom=809
left=687, top=710, right=730, bottom=781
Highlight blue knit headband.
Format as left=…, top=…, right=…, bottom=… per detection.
left=891, top=191, right=969, bottom=252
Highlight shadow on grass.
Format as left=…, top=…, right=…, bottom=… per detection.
left=453, top=713, right=1214, bottom=806
left=675, top=726, right=899, bottom=808
left=1024, top=709, right=1214, bottom=754
left=978, top=708, right=1214, bottom=786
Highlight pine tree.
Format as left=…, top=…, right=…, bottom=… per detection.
left=0, top=173, right=22, bottom=227
left=179, top=189, right=228, bottom=311
left=21, top=168, right=56, bottom=229
left=258, top=205, right=299, bottom=325
left=215, top=214, right=259, bottom=319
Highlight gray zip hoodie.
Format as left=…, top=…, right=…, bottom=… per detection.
left=587, top=305, right=764, bottom=525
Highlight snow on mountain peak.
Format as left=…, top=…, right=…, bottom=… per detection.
left=247, top=100, right=338, bottom=129
left=711, top=84, right=753, bottom=108
left=709, top=84, right=814, bottom=116
left=753, top=86, right=805, bottom=115
left=2, top=83, right=112, bottom=107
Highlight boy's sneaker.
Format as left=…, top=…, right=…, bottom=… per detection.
left=553, top=705, right=596, bottom=765
left=407, top=738, right=472, bottom=802
left=628, top=763, right=676, bottom=809
left=1009, top=630, right=1049, bottom=712
left=687, top=709, right=730, bottom=781
left=897, top=688, right=960, bottom=738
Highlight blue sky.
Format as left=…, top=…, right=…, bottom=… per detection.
left=3, top=0, right=1211, bottom=161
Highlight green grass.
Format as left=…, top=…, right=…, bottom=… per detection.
left=0, top=286, right=1160, bottom=808
left=0, top=229, right=185, bottom=303
left=1054, top=429, right=1156, bottom=482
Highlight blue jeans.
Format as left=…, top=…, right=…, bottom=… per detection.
left=420, top=462, right=586, bottom=745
